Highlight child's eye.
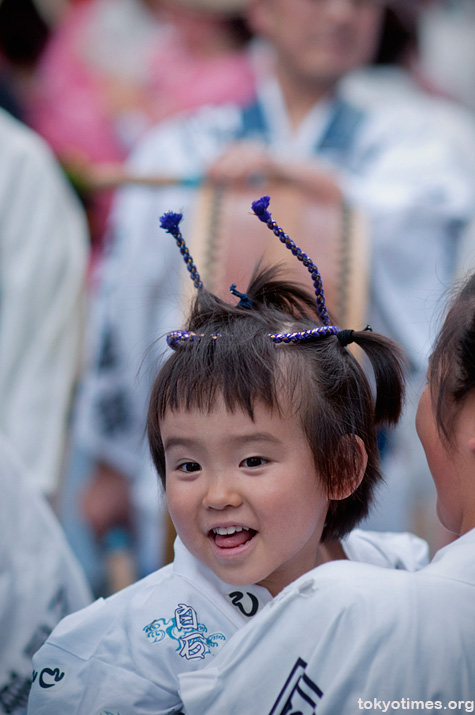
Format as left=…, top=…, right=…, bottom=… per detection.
left=241, top=456, right=267, bottom=469
left=178, top=461, right=201, bottom=473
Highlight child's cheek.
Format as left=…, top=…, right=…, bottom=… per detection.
left=166, top=482, right=198, bottom=538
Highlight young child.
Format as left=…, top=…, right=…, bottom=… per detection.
left=28, top=197, right=427, bottom=714
left=178, top=270, right=475, bottom=712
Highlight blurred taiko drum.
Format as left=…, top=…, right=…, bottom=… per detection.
left=188, top=182, right=370, bottom=329
left=88, top=166, right=369, bottom=329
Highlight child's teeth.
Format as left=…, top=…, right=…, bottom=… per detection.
left=214, top=526, right=249, bottom=535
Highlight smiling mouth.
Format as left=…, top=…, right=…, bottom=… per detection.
left=210, top=526, right=257, bottom=550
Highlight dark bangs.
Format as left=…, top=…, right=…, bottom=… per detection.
left=148, top=263, right=324, bottom=430
left=150, top=319, right=283, bottom=421
left=147, top=292, right=313, bottom=483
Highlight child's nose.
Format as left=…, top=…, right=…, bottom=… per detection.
left=202, top=475, right=242, bottom=510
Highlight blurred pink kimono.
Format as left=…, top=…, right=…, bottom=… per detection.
left=28, top=0, right=256, bottom=243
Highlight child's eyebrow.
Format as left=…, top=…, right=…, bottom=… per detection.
left=163, top=437, right=198, bottom=452
left=163, top=433, right=281, bottom=452
left=230, top=433, right=281, bottom=448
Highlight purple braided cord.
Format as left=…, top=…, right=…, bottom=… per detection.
left=162, top=197, right=342, bottom=351
left=269, top=325, right=339, bottom=343
left=167, top=331, right=219, bottom=349
left=166, top=325, right=339, bottom=350
left=160, top=211, right=203, bottom=290
left=252, top=195, right=331, bottom=326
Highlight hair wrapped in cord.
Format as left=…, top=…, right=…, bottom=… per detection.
left=161, top=196, right=342, bottom=348
left=148, top=257, right=406, bottom=540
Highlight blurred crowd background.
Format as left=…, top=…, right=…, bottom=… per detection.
left=1, top=0, right=475, bottom=598
left=2, top=2, right=475, bottom=707
left=2, top=0, right=475, bottom=257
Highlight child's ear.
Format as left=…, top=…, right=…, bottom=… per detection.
left=462, top=393, right=475, bottom=454
left=328, top=435, right=368, bottom=501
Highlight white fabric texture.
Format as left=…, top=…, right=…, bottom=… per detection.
left=342, top=66, right=475, bottom=284
left=179, top=529, right=475, bottom=713
left=27, top=529, right=428, bottom=714
left=0, top=433, right=92, bottom=715
left=0, top=109, right=89, bottom=494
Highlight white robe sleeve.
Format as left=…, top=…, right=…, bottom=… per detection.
left=0, top=433, right=92, bottom=713
left=0, top=110, right=89, bottom=494
left=342, top=528, right=429, bottom=571
left=342, top=103, right=475, bottom=373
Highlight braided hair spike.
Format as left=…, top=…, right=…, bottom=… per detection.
left=159, top=210, right=203, bottom=291
left=161, top=196, right=346, bottom=349
left=251, top=195, right=331, bottom=326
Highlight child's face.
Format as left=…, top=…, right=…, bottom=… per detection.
left=161, top=397, right=329, bottom=596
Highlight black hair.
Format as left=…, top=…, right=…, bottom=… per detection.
left=147, top=264, right=406, bottom=540
left=429, top=272, right=475, bottom=446
left=372, top=4, right=419, bottom=66
left=226, top=16, right=254, bottom=47
left=0, top=0, right=50, bottom=67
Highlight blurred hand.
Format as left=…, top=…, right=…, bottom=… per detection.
left=207, top=141, right=342, bottom=203
left=206, top=141, right=275, bottom=186
left=81, top=462, right=132, bottom=541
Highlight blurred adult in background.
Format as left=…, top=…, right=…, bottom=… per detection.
left=0, top=433, right=92, bottom=715
left=418, top=0, right=475, bottom=113
left=339, top=0, right=475, bottom=541
left=27, top=0, right=257, bottom=250
left=416, top=0, right=475, bottom=278
left=69, top=0, right=474, bottom=592
left=26, top=0, right=164, bottom=251
left=0, top=107, right=88, bottom=497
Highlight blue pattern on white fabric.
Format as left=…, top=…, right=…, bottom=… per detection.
left=143, top=603, right=226, bottom=661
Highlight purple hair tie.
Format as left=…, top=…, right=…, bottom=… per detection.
left=159, top=210, right=203, bottom=291
left=230, top=283, right=253, bottom=309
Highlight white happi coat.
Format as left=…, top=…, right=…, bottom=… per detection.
left=28, top=529, right=428, bottom=714
left=0, top=109, right=88, bottom=495
left=0, top=434, right=92, bottom=715
left=179, top=530, right=475, bottom=713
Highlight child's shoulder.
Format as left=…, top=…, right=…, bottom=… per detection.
left=342, top=528, right=429, bottom=571
left=37, top=563, right=177, bottom=657
left=29, top=561, right=237, bottom=712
